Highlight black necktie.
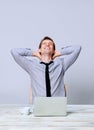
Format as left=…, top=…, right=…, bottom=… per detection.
left=40, top=61, right=53, bottom=97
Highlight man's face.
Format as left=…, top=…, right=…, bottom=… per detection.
left=39, top=39, right=55, bottom=56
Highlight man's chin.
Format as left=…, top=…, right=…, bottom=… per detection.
left=43, top=51, right=52, bottom=55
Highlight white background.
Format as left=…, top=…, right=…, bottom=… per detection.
left=0, top=0, right=94, bottom=104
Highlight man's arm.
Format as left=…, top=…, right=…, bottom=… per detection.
left=11, top=48, right=33, bottom=73
left=61, top=45, right=82, bottom=71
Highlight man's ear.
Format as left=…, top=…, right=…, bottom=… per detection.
left=38, top=49, right=41, bottom=55
left=52, top=50, right=55, bottom=56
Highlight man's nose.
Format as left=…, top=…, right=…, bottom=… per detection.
left=46, top=43, right=49, bottom=46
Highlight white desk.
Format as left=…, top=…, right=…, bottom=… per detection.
left=0, top=105, right=94, bottom=130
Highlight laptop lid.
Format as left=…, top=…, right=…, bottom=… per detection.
left=33, top=97, right=67, bottom=116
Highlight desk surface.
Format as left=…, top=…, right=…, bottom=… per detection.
left=0, top=105, right=94, bottom=130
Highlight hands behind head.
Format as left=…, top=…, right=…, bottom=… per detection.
left=52, top=51, right=61, bottom=59
left=32, top=50, right=61, bottom=60
left=32, top=50, right=41, bottom=59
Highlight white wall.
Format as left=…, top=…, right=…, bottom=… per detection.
left=0, top=0, right=94, bottom=104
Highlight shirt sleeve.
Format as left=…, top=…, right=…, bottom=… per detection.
left=11, top=48, right=33, bottom=73
left=61, top=45, right=82, bottom=72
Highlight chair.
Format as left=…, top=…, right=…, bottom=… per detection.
left=29, top=86, right=32, bottom=104
left=64, top=84, right=67, bottom=97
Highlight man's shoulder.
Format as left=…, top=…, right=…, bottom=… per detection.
left=54, top=57, right=64, bottom=64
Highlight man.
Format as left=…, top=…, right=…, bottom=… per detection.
left=11, top=36, right=81, bottom=114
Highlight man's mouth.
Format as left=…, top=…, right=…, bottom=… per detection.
left=44, top=47, right=50, bottom=50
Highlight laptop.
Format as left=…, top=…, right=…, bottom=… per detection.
left=33, top=97, right=67, bottom=116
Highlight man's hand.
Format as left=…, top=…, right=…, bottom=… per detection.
left=52, top=51, right=61, bottom=59
left=32, top=50, right=41, bottom=59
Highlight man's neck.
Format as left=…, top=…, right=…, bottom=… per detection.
left=41, top=55, right=52, bottom=63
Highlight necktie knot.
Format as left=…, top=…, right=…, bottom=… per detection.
left=40, top=61, right=53, bottom=66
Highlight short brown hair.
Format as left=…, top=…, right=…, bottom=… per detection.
left=39, top=36, right=55, bottom=50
